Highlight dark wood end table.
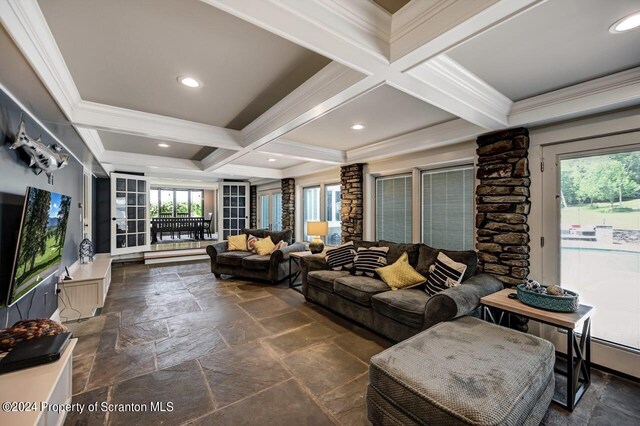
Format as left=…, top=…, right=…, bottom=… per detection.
left=288, top=251, right=314, bottom=291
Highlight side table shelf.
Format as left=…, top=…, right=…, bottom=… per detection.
left=480, top=288, right=593, bottom=412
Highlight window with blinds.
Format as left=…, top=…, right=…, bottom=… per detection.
left=303, top=186, right=320, bottom=242
left=375, top=175, right=412, bottom=243
left=421, top=165, right=474, bottom=250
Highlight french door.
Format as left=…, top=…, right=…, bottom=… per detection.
left=218, top=182, right=249, bottom=240
left=111, top=173, right=150, bottom=255
left=541, top=133, right=640, bottom=377
left=258, top=190, right=282, bottom=231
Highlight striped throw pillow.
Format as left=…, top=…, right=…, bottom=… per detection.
left=352, top=246, right=389, bottom=277
left=425, top=252, right=467, bottom=296
left=325, top=242, right=356, bottom=271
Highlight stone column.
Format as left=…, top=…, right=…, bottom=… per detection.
left=249, top=185, right=257, bottom=229
left=475, top=128, right=531, bottom=286
left=281, top=178, right=295, bottom=237
left=340, top=163, right=364, bottom=243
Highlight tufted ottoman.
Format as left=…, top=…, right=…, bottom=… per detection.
left=366, top=316, right=555, bottom=425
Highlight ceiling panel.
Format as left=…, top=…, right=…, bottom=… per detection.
left=231, top=151, right=304, bottom=170
left=448, top=0, right=640, bottom=101
left=97, top=131, right=204, bottom=160
left=371, top=0, right=411, bottom=14
left=38, top=0, right=330, bottom=129
left=285, top=84, right=456, bottom=151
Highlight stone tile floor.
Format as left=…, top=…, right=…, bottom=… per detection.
left=63, top=260, right=640, bottom=425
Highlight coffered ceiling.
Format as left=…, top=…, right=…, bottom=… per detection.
left=1, top=0, right=640, bottom=183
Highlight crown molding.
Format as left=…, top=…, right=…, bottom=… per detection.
left=0, top=0, right=81, bottom=116
left=73, top=101, right=244, bottom=150
left=390, top=0, right=497, bottom=64
left=100, top=151, right=202, bottom=171
left=258, top=139, right=346, bottom=164
left=510, top=67, right=640, bottom=126
left=74, top=126, right=105, bottom=159
left=346, top=118, right=484, bottom=163
left=200, top=0, right=387, bottom=74
left=390, top=0, right=545, bottom=71
left=395, top=54, right=512, bottom=130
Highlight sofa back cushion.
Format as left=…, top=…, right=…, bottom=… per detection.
left=379, top=240, right=421, bottom=267
left=417, top=244, right=477, bottom=282
left=351, top=239, right=379, bottom=250
left=242, top=228, right=293, bottom=244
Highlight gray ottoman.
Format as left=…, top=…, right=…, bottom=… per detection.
left=367, top=316, right=555, bottom=425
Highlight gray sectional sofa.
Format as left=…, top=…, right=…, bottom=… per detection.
left=301, top=240, right=503, bottom=342
left=206, top=228, right=306, bottom=283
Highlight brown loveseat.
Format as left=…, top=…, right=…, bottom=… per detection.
left=206, top=228, right=306, bottom=283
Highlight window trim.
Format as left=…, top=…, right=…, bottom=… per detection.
left=302, top=182, right=342, bottom=243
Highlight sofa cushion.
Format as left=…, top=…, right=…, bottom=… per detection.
left=241, top=254, right=272, bottom=270
left=352, top=239, right=379, bottom=250
left=217, top=251, right=253, bottom=266
left=371, top=289, right=430, bottom=329
left=333, top=276, right=390, bottom=306
left=307, top=270, right=351, bottom=293
left=416, top=244, right=478, bottom=281
left=379, top=240, right=421, bottom=267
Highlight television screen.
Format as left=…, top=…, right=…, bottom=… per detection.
left=8, top=187, right=71, bottom=305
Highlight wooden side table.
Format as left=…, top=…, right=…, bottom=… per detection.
left=288, top=251, right=315, bottom=290
left=480, top=288, right=594, bottom=412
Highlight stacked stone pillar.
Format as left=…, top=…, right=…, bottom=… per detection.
left=281, top=178, right=295, bottom=237
left=340, top=163, right=364, bottom=243
left=249, top=185, right=257, bottom=229
left=476, top=128, right=531, bottom=286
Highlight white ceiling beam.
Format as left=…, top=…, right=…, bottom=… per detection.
left=199, top=0, right=389, bottom=74
left=73, top=101, right=244, bottom=150
left=258, top=139, right=345, bottom=164
left=282, top=161, right=337, bottom=179
left=74, top=126, right=105, bottom=159
left=215, top=164, right=284, bottom=180
left=509, top=67, right=640, bottom=127
left=346, top=118, right=485, bottom=163
left=390, top=55, right=512, bottom=130
left=390, top=0, right=546, bottom=70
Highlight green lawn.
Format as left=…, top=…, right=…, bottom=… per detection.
left=562, top=199, right=640, bottom=230
left=13, top=235, right=63, bottom=299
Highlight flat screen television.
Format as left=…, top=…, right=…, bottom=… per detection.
left=7, top=187, right=72, bottom=305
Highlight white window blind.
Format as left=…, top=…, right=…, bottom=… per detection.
left=303, top=186, right=320, bottom=242
left=421, top=165, right=474, bottom=250
left=376, top=175, right=412, bottom=243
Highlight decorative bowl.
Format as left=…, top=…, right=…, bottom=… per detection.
left=516, top=284, right=579, bottom=313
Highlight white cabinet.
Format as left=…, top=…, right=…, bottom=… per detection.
left=59, top=255, right=111, bottom=321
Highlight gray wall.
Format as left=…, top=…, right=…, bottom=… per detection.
left=0, top=88, right=84, bottom=327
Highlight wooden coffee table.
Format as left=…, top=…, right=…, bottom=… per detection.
left=480, top=288, right=594, bottom=411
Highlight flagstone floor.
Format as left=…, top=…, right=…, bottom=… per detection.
left=63, top=260, right=640, bottom=425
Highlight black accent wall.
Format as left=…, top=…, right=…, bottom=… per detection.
left=0, top=89, right=84, bottom=327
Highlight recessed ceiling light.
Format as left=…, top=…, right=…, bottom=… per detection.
left=351, top=123, right=365, bottom=130
left=610, top=11, right=640, bottom=33
left=177, top=76, right=202, bottom=88
left=267, top=158, right=277, bottom=162
left=157, top=143, right=170, bottom=148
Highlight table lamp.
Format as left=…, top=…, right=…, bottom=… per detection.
left=307, top=221, right=328, bottom=254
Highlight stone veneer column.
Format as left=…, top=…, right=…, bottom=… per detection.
left=249, top=185, right=257, bottom=229
left=340, top=163, right=364, bottom=243
left=281, top=178, right=295, bottom=237
left=476, top=128, right=531, bottom=286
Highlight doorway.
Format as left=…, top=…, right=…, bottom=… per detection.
left=258, top=190, right=283, bottom=231
left=541, top=133, right=640, bottom=377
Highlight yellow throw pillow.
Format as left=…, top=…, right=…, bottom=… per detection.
left=228, top=234, right=247, bottom=251
left=376, top=252, right=427, bottom=290
left=254, top=236, right=276, bottom=255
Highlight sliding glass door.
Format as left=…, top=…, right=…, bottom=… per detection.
left=542, top=134, right=640, bottom=377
